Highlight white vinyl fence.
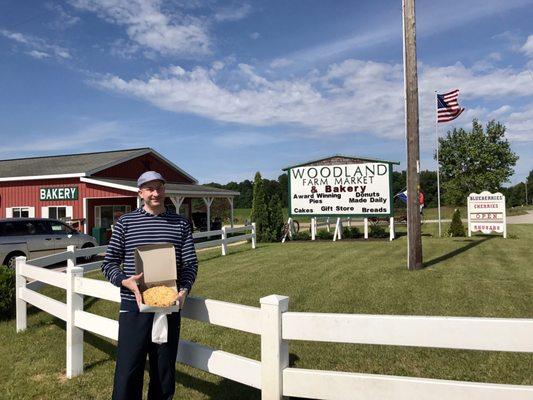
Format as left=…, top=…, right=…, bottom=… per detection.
left=15, top=246, right=533, bottom=400
left=193, top=223, right=256, bottom=255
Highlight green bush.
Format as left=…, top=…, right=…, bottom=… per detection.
left=448, top=209, right=466, bottom=237
left=0, top=265, right=15, bottom=320
left=316, top=229, right=334, bottom=240
left=267, top=194, right=285, bottom=242
left=369, top=224, right=388, bottom=238
left=251, top=172, right=270, bottom=242
left=342, top=226, right=362, bottom=239
left=293, top=231, right=311, bottom=241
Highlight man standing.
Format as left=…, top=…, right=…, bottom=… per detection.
left=101, top=171, right=198, bottom=400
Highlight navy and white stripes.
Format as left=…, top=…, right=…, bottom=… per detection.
left=101, top=207, right=198, bottom=311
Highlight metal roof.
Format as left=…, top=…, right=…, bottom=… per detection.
left=282, top=154, right=400, bottom=171
left=0, top=148, right=148, bottom=178
left=0, top=147, right=198, bottom=183
left=90, top=178, right=240, bottom=197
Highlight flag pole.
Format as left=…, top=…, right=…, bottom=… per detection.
left=435, top=90, right=442, bottom=237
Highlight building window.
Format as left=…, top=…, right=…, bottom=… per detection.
left=49, top=206, right=67, bottom=220
left=13, top=207, right=30, bottom=218
left=7, top=207, right=34, bottom=218
left=95, top=205, right=131, bottom=229
left=42, top=206, right=73, bottom=220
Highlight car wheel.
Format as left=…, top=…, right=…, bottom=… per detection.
left=77, top=243, right=95, bottom=264
left=5, top=252, right=25, bottom=270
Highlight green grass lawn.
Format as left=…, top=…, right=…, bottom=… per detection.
left=1, top=224, right=532, bottom=399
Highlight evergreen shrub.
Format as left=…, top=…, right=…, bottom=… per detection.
left=448, top=209, right=466, bottom=237
left=369, top=225, right=387, bottom=238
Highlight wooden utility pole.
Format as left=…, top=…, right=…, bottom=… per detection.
left=402, top=0, right=423, bottom=270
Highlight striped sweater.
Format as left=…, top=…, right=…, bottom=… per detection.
left=101, top=207, right=198, bottom=311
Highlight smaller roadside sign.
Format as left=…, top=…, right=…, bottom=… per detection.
left=467, top=191, right=506, bottom=238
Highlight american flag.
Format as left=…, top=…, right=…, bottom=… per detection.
left=437, top=89, right=464, bottom=123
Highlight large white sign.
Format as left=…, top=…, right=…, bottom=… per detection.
left=467, top=191, right=506, bottom=238
left=289, top=163, right=392, bottom=216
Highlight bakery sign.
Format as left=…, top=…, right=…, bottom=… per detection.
left=40, top=187, right=79, bottom=201
left=288, top=162, right=393, bottom=217
left=467, top=191, right=506, bottom=238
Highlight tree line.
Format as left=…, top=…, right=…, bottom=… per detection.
left=202, top=119, right=529, bottom=210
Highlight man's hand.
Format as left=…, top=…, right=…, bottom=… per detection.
left=121, top=272, right=143, bottom=308
left=177, top=289, right=188, bottom=310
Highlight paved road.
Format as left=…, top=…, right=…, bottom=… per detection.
left=506, top=210, right=533, bottom=224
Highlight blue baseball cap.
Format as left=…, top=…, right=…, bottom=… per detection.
left=137, top=171, right=166, bottom=188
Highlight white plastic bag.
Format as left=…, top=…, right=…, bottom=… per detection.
left=152, top=312, right=170, bottom=344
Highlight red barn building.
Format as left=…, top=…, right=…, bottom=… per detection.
left=0, top=148, right=239, bottom=239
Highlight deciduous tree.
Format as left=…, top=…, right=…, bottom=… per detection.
left=437, top=120, right=518, bottom=205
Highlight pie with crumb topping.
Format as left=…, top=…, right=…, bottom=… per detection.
left=143, top=286, right=179, bottom=307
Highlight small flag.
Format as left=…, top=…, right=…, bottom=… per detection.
left=437, top=89, right=464, bottom=123
left=396, top=191, right=408, bottom=203
left=395, top=190, right=425, bottom=205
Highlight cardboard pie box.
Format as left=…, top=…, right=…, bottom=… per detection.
left=135, top=243, right=180, bottom=313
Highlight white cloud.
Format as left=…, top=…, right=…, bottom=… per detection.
left=69, top=0, right=211, bottom=57
left=269, top=58, right=294, bottom=69
left=505, top=105, right=533, bottom=142
left=0, top=121, right=125, bottom=154
left=110, top=38, right=140, bottom=59
left=27, top=50, right=51, bottom=59
left=0, top=29, right=71, bottom=60
left=488, top=105, right=512, bottom=118
left=213, top=132, right=286, bottom=148
left=45, top=3, right=80, bottom=30
left=213, top=3, right=252, bottom=22
left=91, top=57, right=533, bottom=143
left=521, top=35, right=533, bottom=57
left=250, top=32, right=260, bottom=40
left=269, top=0, right=533, bottom=71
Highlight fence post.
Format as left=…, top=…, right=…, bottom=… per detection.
left=15, top=256, right=27, bottom=332
left=390, top=217, right=395, bottom=241
left=260, top=295, right=289, bottom=400
left=364, top=218, right=369, bottom=239
left=66, top=246, right=84, bottom=378
left=333, top=218, right=342, bottom=241
left=251, top=223, right=257, bottom=249
left=311, top=218, right=316, bottom=241
left=221, top=226, right=228, bottom=256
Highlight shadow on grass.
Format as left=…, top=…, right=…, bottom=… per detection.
left=48, top=318, right=262, bottom=399
left=175, top=369, right=260, bottom=400
left=423, top=236, right=495, bottom=268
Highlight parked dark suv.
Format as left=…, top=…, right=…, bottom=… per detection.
left=0, top=218, right=98, bottom=269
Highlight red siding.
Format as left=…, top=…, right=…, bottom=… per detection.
left=0, top=178, right=136, bottom=220
left=93, top=153, right=194, bottom=183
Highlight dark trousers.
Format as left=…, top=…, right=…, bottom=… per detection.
left=112, top=311, right=181, bottom=400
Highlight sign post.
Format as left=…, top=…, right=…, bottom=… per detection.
left=402, top=0, right=423, bottom=270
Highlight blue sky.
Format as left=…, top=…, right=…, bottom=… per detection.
left=1, top=0, right=532, bottom=185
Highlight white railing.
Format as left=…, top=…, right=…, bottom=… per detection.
left=193, top=223, right=256, bottom=255
left=14, top=247, right=533, bottom=400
